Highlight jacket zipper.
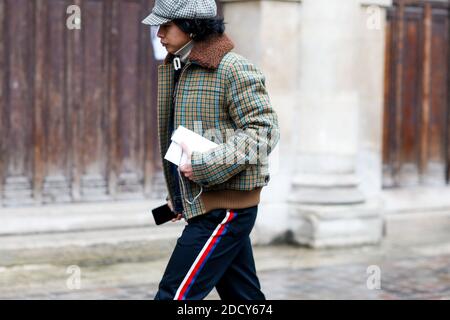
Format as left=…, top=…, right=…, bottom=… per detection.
left=172, top=61, right=192, bottom=110
left=170, top=62, right=192, bottom=210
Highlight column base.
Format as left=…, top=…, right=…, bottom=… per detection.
left=43, top=175, right=72, bottom=204
left=2, top=176, right=34, bottom=206
left=80, top=174, right=110, bottom=201
left=115, top=172, right=144, bottom=200
left=289, top=198, right=384, bottom=248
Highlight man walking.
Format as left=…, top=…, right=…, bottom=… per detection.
left=142, top=0, right=279, bottom=300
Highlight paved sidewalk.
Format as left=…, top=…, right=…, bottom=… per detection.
left=1, top=238, right=450, bottom=299
left=1, top=204, right=450, bottom=300
left=2, top=254, right=449, bottom=300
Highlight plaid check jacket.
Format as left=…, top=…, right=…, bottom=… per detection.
left=157, top=33, right=280, bottom=220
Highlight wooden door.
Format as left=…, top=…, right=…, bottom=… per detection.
left=0, top=0, right=161, bottom=206
left=383, top=0, right=450, bottom=188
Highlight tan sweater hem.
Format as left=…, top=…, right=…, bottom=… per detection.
left=200, top=188, right=262, bottom=214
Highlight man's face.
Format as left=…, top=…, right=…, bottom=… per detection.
left=157, top=22, right=190, bottom=54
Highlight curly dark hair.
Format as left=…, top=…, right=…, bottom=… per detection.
left=172, top=17, right=226, bottom=41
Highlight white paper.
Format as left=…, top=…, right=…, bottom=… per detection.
left=164, top=126, right=218, bottom=166
left=164, top=141, right=184, bottom=166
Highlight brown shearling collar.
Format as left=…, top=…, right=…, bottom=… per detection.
left=164, top=33, right=235, bottom=70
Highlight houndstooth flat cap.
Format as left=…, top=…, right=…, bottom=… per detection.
left=142, top=0, right=217, bottom=26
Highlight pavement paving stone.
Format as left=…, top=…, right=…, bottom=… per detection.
left=1, top=251, right=450, bottom=300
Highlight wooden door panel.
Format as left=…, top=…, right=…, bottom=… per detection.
left=115, top=0, right=145, bottom=197
left=0, top=0, right=5, bottom=206
left=383, top=0, right=450, bottom=188
left=426, top=8, right=449, bottom=183
left=0, top=0, right=224, bottom=206
left=382, top=15, right=394, bottom=187
left=0, top=0, right=161, bottom=206
left=79, top=0, right=109, bottom=200
left=2, top=0, right=35, bottom=205
left=42, top=0, right=72, bottom=203
left=399, top=7, right=423, bottom=185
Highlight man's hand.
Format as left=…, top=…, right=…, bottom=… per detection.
left=179, top=142, right=194, bottom=181
left=171, top=213, right=182, bottom=222
left=167, top=199, right=183, bottom=222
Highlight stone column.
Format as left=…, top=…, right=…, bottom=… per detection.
left=221, top=0, right=302, bottom=244
left=288, top=0, right=391, bottom=247
left=221, top=0, right=390, bottom=247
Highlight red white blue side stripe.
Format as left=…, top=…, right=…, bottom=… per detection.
left=174, top=210, right=236, bottom=300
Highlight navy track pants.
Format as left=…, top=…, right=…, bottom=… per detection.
left=154, top=205, right=265, bottom=300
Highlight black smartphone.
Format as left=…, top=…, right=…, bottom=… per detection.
left=152, top=203, right=177, bottom=225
